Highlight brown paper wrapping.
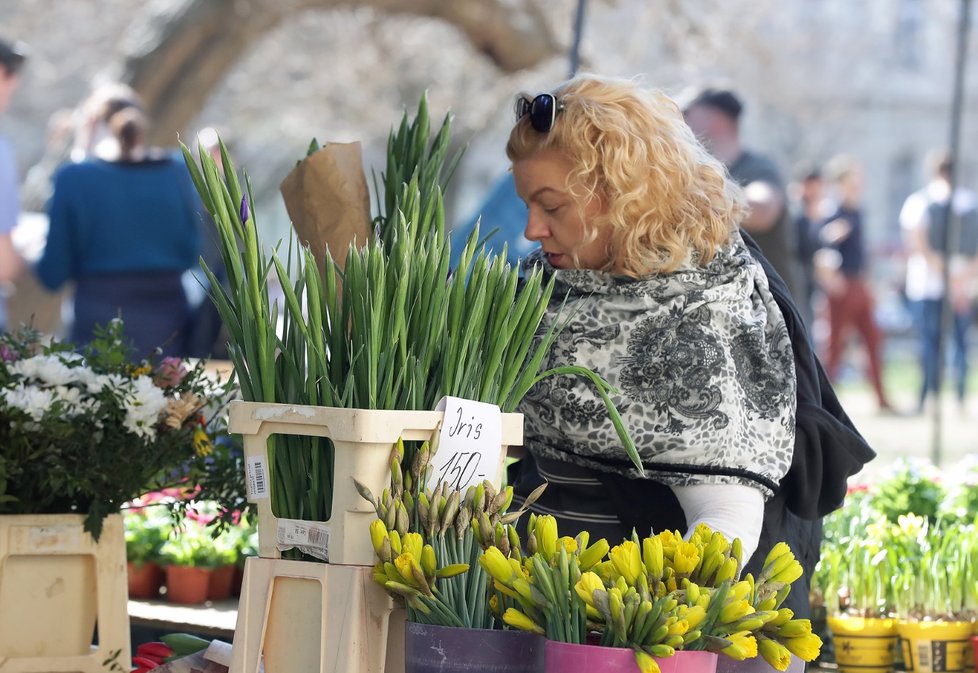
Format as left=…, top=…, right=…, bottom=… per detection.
left=279, top=142, right=372, bottom=272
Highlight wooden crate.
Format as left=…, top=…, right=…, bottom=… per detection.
left=229, top=401, right=523, bottom=566
left=0, top=513, right=130, bottom=673
left=230, top=557, right=404, bottom=673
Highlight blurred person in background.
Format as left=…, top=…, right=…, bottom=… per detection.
left=70, top=82, right=143, bottom=162
left=683, top=88, right=803, bottom=304
left=900, top=150, right=978, bottom=414
left=36, top=88, right=200, bottom=358
left=819, top=155, right=894, bottom=413
left=789, top=163, right=826, bottom=329
left=0, top=37, right=28, bottom=330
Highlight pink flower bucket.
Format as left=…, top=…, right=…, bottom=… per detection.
left=544, top=640, right=718, bottom=673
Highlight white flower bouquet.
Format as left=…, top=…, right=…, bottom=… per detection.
left=0, top=321, right=233, bottom=538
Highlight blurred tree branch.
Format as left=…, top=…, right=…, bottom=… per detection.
left=123, top=0, right=560, bottom=145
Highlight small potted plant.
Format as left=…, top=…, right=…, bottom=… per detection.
left=891, top=515, right=975, bottom=673
left=159, top=519, right=223, bottom=605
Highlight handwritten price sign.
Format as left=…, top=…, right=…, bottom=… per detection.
left=428, top=396, right=502, bottom=492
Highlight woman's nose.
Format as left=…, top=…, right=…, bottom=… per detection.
left=524, top=208, right=549, bottom=242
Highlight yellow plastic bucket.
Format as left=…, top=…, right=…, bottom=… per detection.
left=896, top=620, right=973, bottom=673
left=828, top=616, right=899, bottom=673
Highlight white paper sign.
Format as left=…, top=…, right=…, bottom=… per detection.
left=245, top=455, right=269, bottom=500
left=276, top=519, right=331, bottom=561
left=427, top=396, right=502, bottom=492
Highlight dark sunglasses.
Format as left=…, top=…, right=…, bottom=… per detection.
left=514, top=93, right=564, bottom=133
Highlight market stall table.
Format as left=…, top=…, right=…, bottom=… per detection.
left=128, top=598, right=237, bottom=640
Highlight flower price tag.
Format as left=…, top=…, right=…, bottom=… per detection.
left=428, top=396, right=502, bottom=492
left=245, top=455, right=269, bottom=500
left=276, top=519, right=331, bottom=562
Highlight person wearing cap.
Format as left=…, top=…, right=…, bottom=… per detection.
left=0, top=37, right=28, bottom=330
left=684, top=89, right=803, bottom=305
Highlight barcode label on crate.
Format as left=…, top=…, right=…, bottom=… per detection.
left=245, top=456, right=269, bottom=500
left=276, top=519, right=331, bottom=562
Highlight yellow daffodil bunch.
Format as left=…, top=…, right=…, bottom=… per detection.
left=369, top=524, right=470, bottom=625
left=574, top=569, right=698, bottom=673
left=357, top=434, right=544, bottom=628
left=480, top=514, right=608, bottom=644
left=742, top=543, right=823, bottom=670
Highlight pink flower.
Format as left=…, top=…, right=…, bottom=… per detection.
left=154, top=357, right=189, bottom=388
left=0, top=344, right=17, bottom=362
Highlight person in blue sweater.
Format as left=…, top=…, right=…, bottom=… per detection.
left=36, top=95, right=200, bottom=358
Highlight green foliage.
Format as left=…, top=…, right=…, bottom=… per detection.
left=872, top=460, right=944, bottom=523
left=181, top=95, right=637, bottom=561
left=124, top=505, right=171, bottom=567
left=0, top=322, right=235, bottom=539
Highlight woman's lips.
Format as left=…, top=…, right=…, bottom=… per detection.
left=546, top=252, right=565, bottom=267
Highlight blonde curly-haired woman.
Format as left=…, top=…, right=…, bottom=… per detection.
left=505, top=75, right=874, bottom=618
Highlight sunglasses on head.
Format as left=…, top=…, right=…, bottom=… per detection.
left=514, top=93, right=564, bottom=133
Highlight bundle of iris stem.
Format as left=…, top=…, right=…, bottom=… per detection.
left=356, top=432, right=545, bottom=627
left=480, top=517, right=822, bottom=673
left=182, top=97, right=637, bottom=559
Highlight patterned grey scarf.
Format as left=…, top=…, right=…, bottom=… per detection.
left=519, top=232, right=797, bottom=497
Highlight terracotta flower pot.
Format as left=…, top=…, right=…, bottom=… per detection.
left=207, top=564, right=235, bottom=601
left=164, top=565, right=211, bottom=605
left=127, top=561, right=164, bottom=600
left=231, top=564, right=245, bottom=597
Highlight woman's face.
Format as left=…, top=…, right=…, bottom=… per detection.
left=512, top=148, right=610, bottom=270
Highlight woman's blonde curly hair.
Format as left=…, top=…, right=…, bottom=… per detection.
left=507, top=75, right=746, bottom=278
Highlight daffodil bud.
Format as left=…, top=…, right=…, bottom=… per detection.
left=634, top=650, right=660, bottom=673
left=580, top=537, right=610, bottom=571
left=480, top=546, right=517, bottom=585
left=436, top=563, right=469, bottom=579
left=369, top=519, right=389, bottom=556
left=395, top=500, right=409, bottom=536
left=502, top=608, right=545, bottom=635
left=758, top=636, right=792, bottom=671
left=575, top=571, right=605, bottom=608
left=401, top=532, right=424, bottom=559
left=777, top=618, right=812, bottom=638
left=643, top=536, right=664, bottom=579
left=508, top=525, right=522, bottom=558
left=421, top=544, right=437, bottom=578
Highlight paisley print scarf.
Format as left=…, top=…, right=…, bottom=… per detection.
left=519, top=231, right=797, bottom=497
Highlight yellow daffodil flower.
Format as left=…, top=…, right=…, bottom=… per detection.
left=783, top=632, right=822, bottom=661
left=758, top=637, right=792, bottom=671
left=610, top=540, right=642, bottom=585
left=672, top=541, right=701, bottom=575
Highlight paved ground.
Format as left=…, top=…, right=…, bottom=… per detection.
left=831, top=384, right=976, bottom=481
